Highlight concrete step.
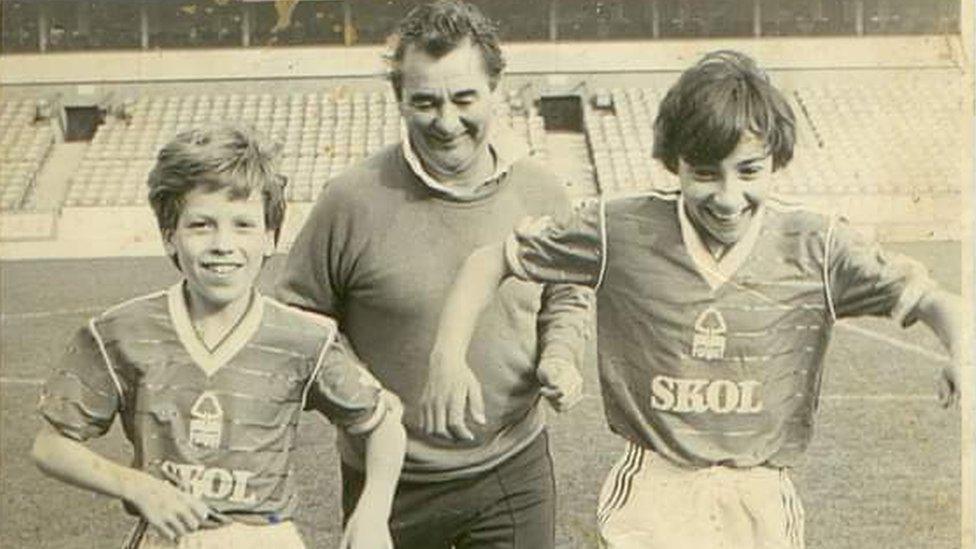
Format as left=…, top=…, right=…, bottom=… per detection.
left=31, top=142, right=88, bottom=210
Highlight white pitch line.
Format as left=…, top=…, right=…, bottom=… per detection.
left=836, top=321, right=951, bottom=363
left=0, top=377, right=44, bottom=386
left=821, top=394, right=936, bottom=402
left=0, top=306, right=104, bottom=322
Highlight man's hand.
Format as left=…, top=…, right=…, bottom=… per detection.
left=340, top=508, right=394, bottom=549
left=420, top=351, right=486, bottom=441
left=537, top=357, right=583, bottom=413
left=125, top=473, right=218, bottom=542
left=937, top=361, right=960, bottom=409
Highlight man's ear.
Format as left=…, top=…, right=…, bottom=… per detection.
left=162, top=230, right=176, bottom=257
left=263, top=230, right=276, bottom=258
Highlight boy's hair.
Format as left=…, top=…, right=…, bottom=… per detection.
left=387, top=0, right=505, bottom=101
left=653, top=50, right=796, bottom=174
left=147, top=124, right=287, bottom=254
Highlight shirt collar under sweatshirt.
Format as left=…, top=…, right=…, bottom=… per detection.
left=400, top=126, right=530, bottom=201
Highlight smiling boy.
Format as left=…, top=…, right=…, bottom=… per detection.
left=424, top=51, right=962, bottom=548
left=32, top=125, right=406, bottom=549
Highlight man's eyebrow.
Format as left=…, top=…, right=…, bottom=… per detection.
left=408, top=91, right=439, bottom=102
left=451, top=89, right=479, bottom=99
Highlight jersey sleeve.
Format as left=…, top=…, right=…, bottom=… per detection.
left=37, top=326, right=121, bottom=441
left=504, top=198, right=604, bottom=287
left=305, top=331, right=387, bottom=434
left=826, top=219, right=937, bottom=326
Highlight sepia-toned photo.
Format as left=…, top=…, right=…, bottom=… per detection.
left=1, top=1, right=972, bottom=547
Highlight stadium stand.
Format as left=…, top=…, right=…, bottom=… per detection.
left=0, top=100, right=55, bottom=211
left=584, top=76, right=965, bottom=199
left=586, top=86, right=673, bottom=196
left=63, top=88, right=551, bottom=207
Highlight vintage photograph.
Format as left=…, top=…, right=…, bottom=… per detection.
left=0, top=1, right=972, bottom=547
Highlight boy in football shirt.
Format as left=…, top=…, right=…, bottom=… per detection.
left=422, top=51, right=962, bottom=548
left=32, top=125, right=406, bottom=549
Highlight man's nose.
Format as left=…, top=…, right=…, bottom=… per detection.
left=432, top=102, right=463, bottom=135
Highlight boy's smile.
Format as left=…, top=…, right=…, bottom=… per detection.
left=678, top=134, right=772, bottom=255
left=164, top=186, right=274, bottom=317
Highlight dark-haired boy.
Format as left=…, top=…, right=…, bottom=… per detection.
left=425, top=50, right=962, bottom=548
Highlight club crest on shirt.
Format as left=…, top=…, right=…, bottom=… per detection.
left=692, top=307, right=727, bottom=360
left=189, top=391, right=223, bottom=449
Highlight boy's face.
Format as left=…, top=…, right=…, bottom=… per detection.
left=164, top=186, right=274, bottom=314
left=398, top=39, right=495, bottom=183
left=679, top=133, right=772, bottom=248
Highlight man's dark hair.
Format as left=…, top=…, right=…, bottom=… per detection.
left=653, top=50, right=796, bottom=174
left=388, top=1, right=505, bottom=100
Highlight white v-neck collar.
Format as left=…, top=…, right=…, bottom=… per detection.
left=167, top=282, right=265, bottom=377
left=677, top=195, right=765, bottom=291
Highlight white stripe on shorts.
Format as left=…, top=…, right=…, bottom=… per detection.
left=780, top=471, right=806, bottom=549
left=597, top=442, right=645, bottom=526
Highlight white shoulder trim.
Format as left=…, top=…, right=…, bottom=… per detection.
left=302, top=315, right=340, bottom=410
left=603, top=188, right=680, bottom=204
left=89, top=290, right=167, bottom=410
left=823, top=217, right=838, bottom=323
left=595, top=195, right=609, bottom=291
left=86, top=318, right=126, bottom=410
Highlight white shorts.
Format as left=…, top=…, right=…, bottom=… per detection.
left=124, top=520, right=305, bottom=549
left=597, top=442, right=804, bottom=549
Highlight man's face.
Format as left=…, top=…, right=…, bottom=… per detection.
left=679, top=133, right=773, bottom=249
left=399, top=39, right=495, bottom=182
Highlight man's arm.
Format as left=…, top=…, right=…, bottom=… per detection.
left=421, top=242, right=512, bottom=440
left=910, top=289, right=963, bottom=407
left=32, top=424, right=217, bottom=541
left=341, top=393, right=406, bottom=549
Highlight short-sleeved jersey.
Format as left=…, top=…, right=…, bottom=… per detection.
left=38, top=282, right=386, bottom=523
left=507, top=192, right=935, bottom=468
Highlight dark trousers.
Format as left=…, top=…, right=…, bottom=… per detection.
left=342, top=431, right=556, bottom=549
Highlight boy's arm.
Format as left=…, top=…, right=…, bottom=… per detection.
left=423, top=202, right=605, bottom=440
left=911, top=289, right=963, bottom=407
left=341, top=392, right=406, bottom=549
left=536, top=283, right=593, bottom=413
left=421, top=242, right=512, bottom=440
left=826, top=220, right=962, bottom=407
left=32, top=424, right=215, bottom=541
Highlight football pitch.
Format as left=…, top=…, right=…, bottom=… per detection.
left=0, top=242, right=961, bottom=548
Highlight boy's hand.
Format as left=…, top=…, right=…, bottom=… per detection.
left=340, top=509, right=394, bottom=549
left=126, top=474, right=216, bottom=542
left=937, top=361, right=960, bottom=409
left=537, top=357, right=583, bottom=413
left=420, top=350, right=486, bottom=441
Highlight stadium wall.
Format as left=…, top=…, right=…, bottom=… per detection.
left=0, top=35, right=967, bottom=88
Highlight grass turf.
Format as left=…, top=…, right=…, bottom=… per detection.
left=0, top=242, right=962, bottom=548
